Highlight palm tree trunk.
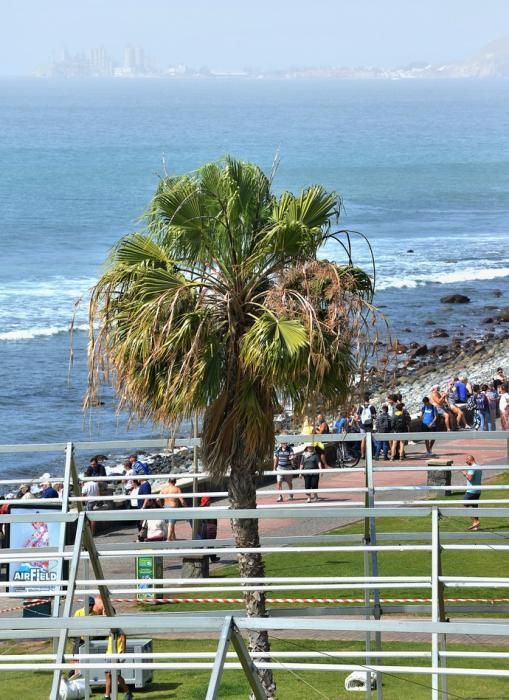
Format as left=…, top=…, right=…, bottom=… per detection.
left=229, top=462, right=276, bottom=698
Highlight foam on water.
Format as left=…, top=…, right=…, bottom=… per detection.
left=376, top=266, right=509, bottom=291
left=0, top=324, right=89, bottom=342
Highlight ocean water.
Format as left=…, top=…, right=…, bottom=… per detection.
left=1, top=78, right=508, bottom=476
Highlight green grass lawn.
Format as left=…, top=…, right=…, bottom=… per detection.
left=2, top=638, right=509, bottom=699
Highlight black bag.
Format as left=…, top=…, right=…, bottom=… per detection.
left=138, top=521, right=148, bottom=541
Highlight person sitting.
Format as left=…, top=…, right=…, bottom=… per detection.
left=87, top=457, right=107, bottom=478
left=446, top=379, right=470, bottom=429
left=430, top=385, right=452, bottom=431
left=40, top=476, right=59, bottom=499
left=138, top=499, right=168, bottom=541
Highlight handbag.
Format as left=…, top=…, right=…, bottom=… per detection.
left=138, top=521, right=148, bottom=541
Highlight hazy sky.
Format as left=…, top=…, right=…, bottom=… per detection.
left=1, top=0, right=508, bottom=74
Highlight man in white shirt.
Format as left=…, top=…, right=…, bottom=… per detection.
left=82, top=479, right=99, bottom=535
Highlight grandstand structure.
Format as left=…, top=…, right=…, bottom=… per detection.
left=0, top=430, right=508, bottom=699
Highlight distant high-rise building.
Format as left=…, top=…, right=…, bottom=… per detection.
left=122, top=46, right=146, bottom=75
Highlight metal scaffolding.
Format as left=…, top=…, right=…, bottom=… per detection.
left=0, top=430, right=507, bottom=699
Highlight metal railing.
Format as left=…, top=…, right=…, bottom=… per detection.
left=0, top=430, right=507, bottom=699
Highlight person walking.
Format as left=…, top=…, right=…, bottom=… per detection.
left=299, top=444, right=323, bottom=502
left=274, top=441, right=295, bottom=502
left=462, top=454, right=482, bottom=531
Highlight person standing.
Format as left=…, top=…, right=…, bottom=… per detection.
left=462, top=455, right=482, bottom=531
left=299, top=444, right=323, bottom=502
left=374, top=405, right=391, bottom=460
left=197, top=496, right=220, bottom=562
left=159, top=477, right=186, bottom=541
left=421, top=396, right=438, bottom=457
left=357, top=396, right=376, bottom=459
left=82, top=478, right=100, bottom=535
left=390, top=403, right=409, bottom=461
left=274, top=441, right=295, bottom=502
left=499, top=383, right=509, bottom=431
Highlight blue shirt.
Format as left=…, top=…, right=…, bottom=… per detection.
left=421, top=404, right=437, bottom=426
left=137, top=480, right=151, bottom=507
left=334, top=417, right=347, bottom=433
left=466, top=468, right=482, bottom=494
left=455, top=381, right=468, bottom=403
left=41, top=486, right=59, bottom=499
left=133, top=460, right=150, bottom=475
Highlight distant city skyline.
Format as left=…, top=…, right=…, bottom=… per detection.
left=1, top=0, right=508, bottom=76
left=32, top=37, right=509, bottom=80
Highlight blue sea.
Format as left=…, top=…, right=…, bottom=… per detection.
left=1, top=78, right=508, bottom=476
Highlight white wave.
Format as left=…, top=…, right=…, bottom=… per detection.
left=0, top=276, right=97, bottom=300
left=377, top=266, right=509, bottom=291
left=0, top=324, right=89, bottom=342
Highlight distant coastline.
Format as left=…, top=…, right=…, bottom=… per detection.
left=29, top=36, right=509, bottom=80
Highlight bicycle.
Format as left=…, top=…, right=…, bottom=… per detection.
left=334, top=440, right=361, bottom=468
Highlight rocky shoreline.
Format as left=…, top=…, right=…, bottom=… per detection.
left=371, top=327, right=509, bottom=414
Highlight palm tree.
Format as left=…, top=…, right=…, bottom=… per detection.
left=87, top=157, right=376, bottom=697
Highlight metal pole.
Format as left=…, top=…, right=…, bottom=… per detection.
left=366, top=434, right=383, bottom=700
left=205, top=616, right=233, bottom=699
left=52, top=442, right=73, bottom=617
left=363, top=435, right=372, bottom=700
left=431, top=508, right=440, bottom=700
left=83, top=559, right=91, bottom=700
left=192, top=413, right=200, bottom=540
left=49, top=512, right=86, bottom=700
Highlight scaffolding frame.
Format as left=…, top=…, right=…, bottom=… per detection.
left=0, top=431, right=507, bottom=699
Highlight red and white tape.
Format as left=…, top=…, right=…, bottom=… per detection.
left=2, top=595, right=509, bottom=615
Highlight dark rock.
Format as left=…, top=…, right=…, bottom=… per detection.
left=430, top=328, right=449, bottom=338
left=408, top=344, right=428, bottom=358
left=482, top=317, right=494, bottom=324
left=497, top=307, right=509, bottom=322
left=407, top=249, right=414, bottom=253
left=494, top=289, right=503, bottom=297
left=403, top=328, right=412, bottom=332
left=424, top=319, right=436, bottom=325
left=430, top=345, right=449, bottom=355
left=440, top=294, right=470, bottom=304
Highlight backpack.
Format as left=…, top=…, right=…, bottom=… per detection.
left=133, top=460, right=150, bottom=475
left=360, top=406, right=374, bottom=426
left=475, top=393, right=488, bottom=412
left=466, top=395, right=476, bottom=412
left=392, top=412, right=407, bottom=432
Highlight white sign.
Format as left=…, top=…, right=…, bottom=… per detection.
left=9, top=506, right=62, bottom=594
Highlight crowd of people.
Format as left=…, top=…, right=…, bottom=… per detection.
left=272, top=366, right=507, bottom=501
